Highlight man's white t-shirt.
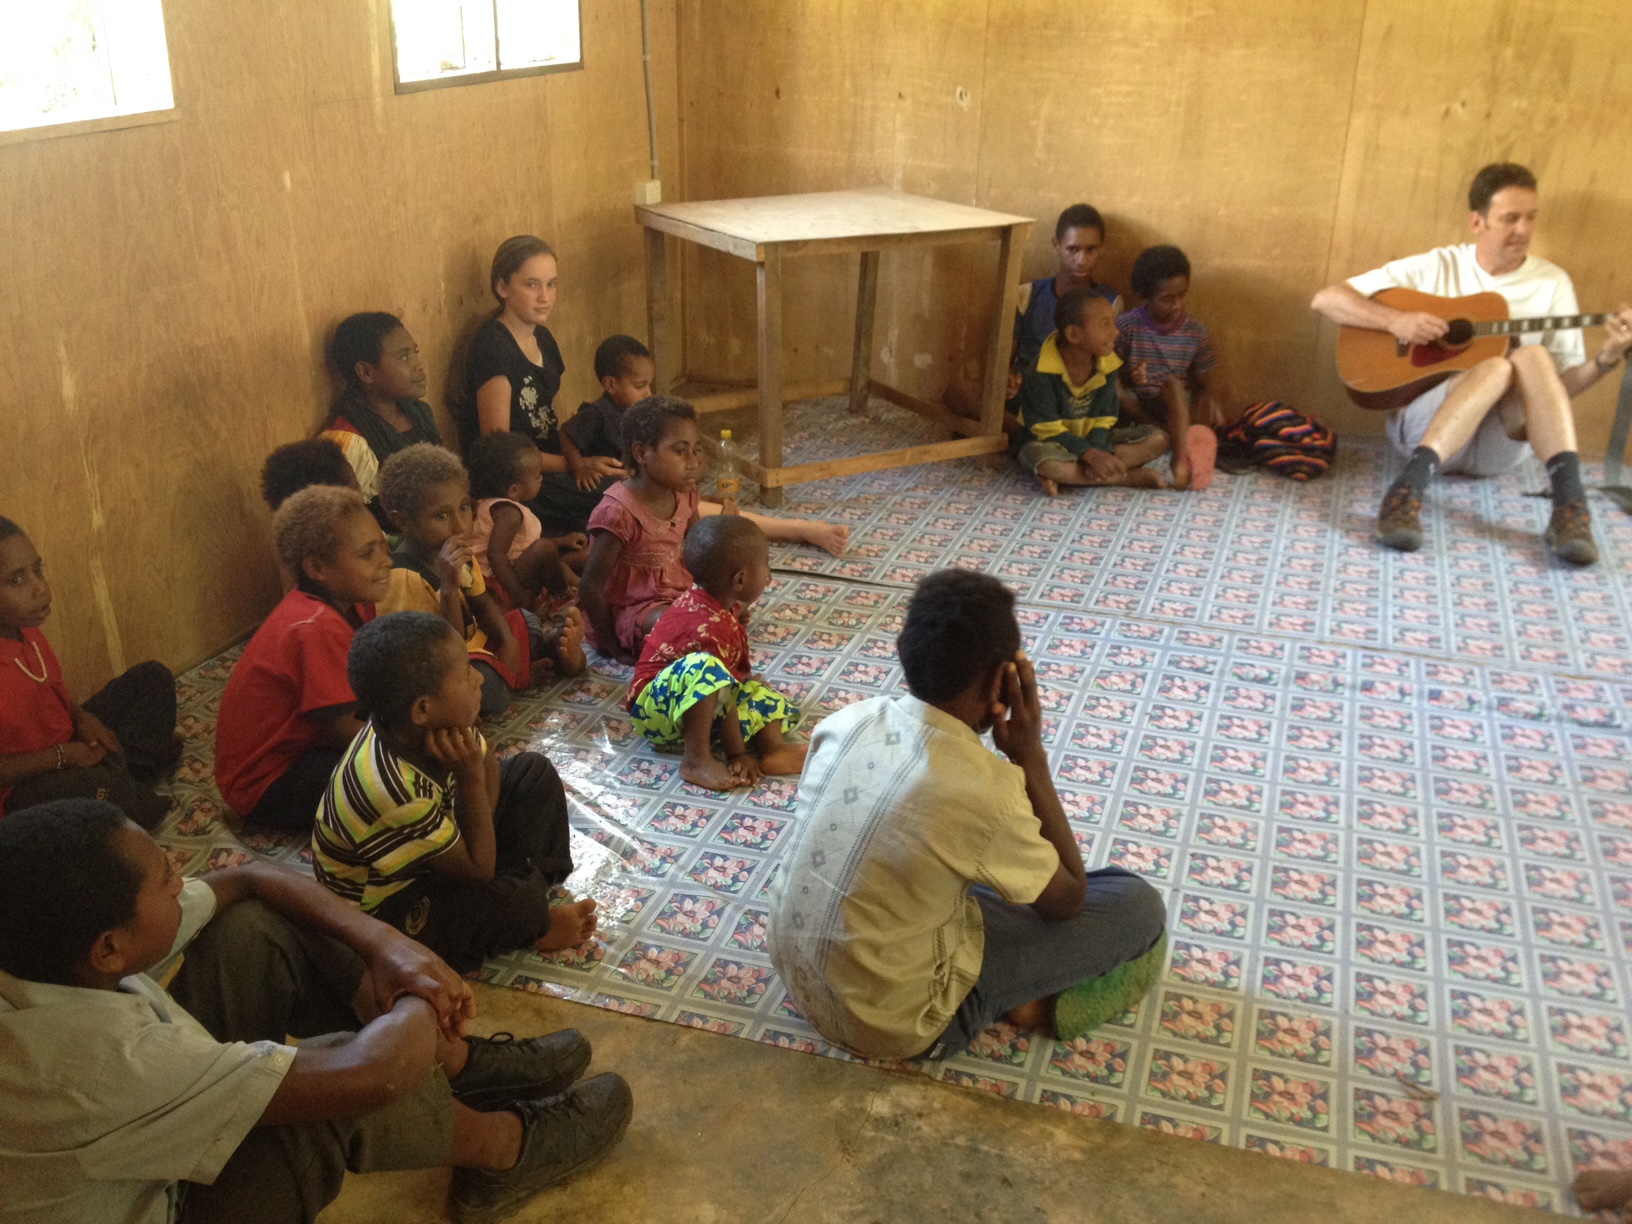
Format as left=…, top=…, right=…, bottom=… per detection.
left=1348, top=243, right=1586, bottom=372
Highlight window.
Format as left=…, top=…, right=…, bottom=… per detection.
left=389, top=0, right=582, bottom=94
left=0, top=0, right=174, bottom=135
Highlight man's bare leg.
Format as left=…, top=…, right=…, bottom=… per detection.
left=1508, top=344, right=1597, bottom=564
left=1378, top=358, right=1513, bottom=552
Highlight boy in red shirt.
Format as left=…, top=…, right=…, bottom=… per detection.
left=627, top=515, right=804, bottom=792
left=214, top=487, right=393, bottom=830
left=0, top=517, right=178, bottom=826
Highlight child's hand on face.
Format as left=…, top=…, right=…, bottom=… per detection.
left=424, top=726, right=485, bottom=775
left=989, top=651, right=1045, bottom=767
left=61, top=739, right=110, bottom=768
left=436, top=538, right=475, bottom=588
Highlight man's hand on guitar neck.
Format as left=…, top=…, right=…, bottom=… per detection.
left=1597, top=304, right=1632, bottom=368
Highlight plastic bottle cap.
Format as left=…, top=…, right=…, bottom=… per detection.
left=721, top=429, right=733, bottom=440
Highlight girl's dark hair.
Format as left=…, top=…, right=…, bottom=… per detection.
left=490, top=235, right=556, bottom=303
left=261, top=438, right=355, bottom=510
left=0, top=800, right=142, bottom=985
left=1055, top=203, right=1106, bottom=240
left=349, top=611, right=462, bottom=730
left=1131, top=245, right=1191, bottom=300
left=0, top=517, right=22, bottom=544
left=467, top=431, right=540, bottom=500
left=328, top=313, right=405, bottom=389
left=897, top=569, right=1021, bottom=702
left=621, top=396, right=697, bottom=468
left=594, top=334, right=652, bottom=382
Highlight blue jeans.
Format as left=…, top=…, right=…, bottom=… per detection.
left=917, top=867, right=1167, bottom=1060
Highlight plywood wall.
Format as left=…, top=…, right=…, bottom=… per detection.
left=1, top=0, right=681, bottom=690
left=674, top=0, right=1632, bottom=455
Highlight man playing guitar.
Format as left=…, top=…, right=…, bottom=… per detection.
left=1311, top=163, right=1632, bottom=565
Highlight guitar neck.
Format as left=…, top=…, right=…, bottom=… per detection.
left=1475, top=313, right=1613, bottom=336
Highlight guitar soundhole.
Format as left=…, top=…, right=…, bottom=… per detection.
left=1444, top=318, right=1475, bottom=346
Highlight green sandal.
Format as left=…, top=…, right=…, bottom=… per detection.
left=1052, top=932, right=1168, bottom=1042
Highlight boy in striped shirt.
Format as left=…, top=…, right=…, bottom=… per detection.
left=1117, top=244, right=1227, bottom=490
left=312, top=611, right=596, bottom=970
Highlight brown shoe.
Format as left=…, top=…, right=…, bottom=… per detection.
left=1545, top=499, right=1599, bottom=566
left=1376, top=485, right=1423, bottom=552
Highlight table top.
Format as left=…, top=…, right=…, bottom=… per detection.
left=636, top=188, right=1031, bottom=259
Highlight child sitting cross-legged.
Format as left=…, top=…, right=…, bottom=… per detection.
left=1011, top=289, right=1170, bottom=495
left=376, top=443, right=585, bottom=721
left=465, top=431, right=578, bottom=612
left=216, top=486, right=393, bottom=830
left=627, top=515, right=805, bottom=792
left=1116, top=243, right=1226, bottom=490
left=0, top=517, right=179, bottom=828
left=313, top=611, right=597, bottom=971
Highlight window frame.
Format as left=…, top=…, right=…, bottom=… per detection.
left=386, top=0, right=584, bottom=96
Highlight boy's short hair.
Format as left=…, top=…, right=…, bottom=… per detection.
left=1131, top=244, right=1191, bottom=300
left=594, top=334, right=653, bottom=382
left=1055, top=204, right=1105, bottom=240
left=348, top=611, right=462, bottom=730
left=683, top=514, right=766, bottom=591
left=0, top=800, right=142, bottom=985
left=0, top=517, right=21, bottom=545
left=466, top=431, right=539, bottom=501
left=897, top=569, right=1021, bottom=703
left=1468, top=162, right=1537, bottom=214
left=1054, top=286, right=1110, bottom=334
left=621, top=396, right=697, bottom=467
left=378, top=443, right=467, bottom=519
left=261, top=438, right=355, bottom=511
left=274, top=485, right=372, bottom=574
left=328, top=312, right=404, bottom=389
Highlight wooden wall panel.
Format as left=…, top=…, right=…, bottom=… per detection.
left=0, top=0, right=681, bottom=691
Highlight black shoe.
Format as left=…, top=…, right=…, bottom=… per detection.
left=451, top=1073, right=633, bottom=1224
left=1376, top=485, right=1424, bottom=552
left=451, top=1030, right=592, bottom=1110
left=1545, top=499, right=1599, bottom=566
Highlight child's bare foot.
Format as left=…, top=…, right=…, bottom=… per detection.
left=1123, top=469, right=1168, bottom=490
left=1574, top=1169, right=1632, bottom=1212
left=1037, top=476, right=1060, bottom=497
left=758, top=741, right=808, bottom=776
left=801, top=520, right=850, bottom=556
left=542, top=609, right=587, bottom=677
left=536, top=898, right=598, bottom=952
left=1171, top=454, right=1191, bottom=489
left=1005, top=997, right=1053, bottom=1034
left=681, top=754, right=750, bottom=792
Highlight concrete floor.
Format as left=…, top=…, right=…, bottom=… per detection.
left=318, top=983, right=1556, bottom=1224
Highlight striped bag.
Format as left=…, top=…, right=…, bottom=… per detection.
left=1219, top=401, right=1335, bottom=481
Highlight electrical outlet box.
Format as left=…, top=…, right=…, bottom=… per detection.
left=635, top=179, right=663, bottom=205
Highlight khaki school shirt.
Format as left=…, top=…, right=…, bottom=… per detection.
left=769, top=695, right=1060, bottom=1059
left=0, top=880, right=297, bottom=1224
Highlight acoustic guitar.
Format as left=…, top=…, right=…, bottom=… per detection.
left=1336, top=287, right=1615, bottom=411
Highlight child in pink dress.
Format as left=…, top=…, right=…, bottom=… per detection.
left=579, top=398, right=704, bottom=663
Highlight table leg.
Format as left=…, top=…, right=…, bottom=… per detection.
left=849, top=249, right=880, bottom=415
left=644, top=227, right=673, bottom=393
left=979, top=224, right=1027, bottom=436
left=757, top=245, right=785, bottom=508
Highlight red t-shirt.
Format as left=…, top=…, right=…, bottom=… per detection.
left=214, top=590, right=368, bottom=815
left=0, top=628, right=76, bottom=816
left=628, top=585, right=749, bottom=707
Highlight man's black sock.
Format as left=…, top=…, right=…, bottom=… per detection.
left=1396, top=445, right=1440, bottom=494
left=1547, top=451, right=1585, bottom=507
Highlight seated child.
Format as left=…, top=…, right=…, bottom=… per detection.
left=216, top=486, right=392, bottom=830
left=313, top=611, right=597, bottom=971
left=376, top=444, right=586, bottom=720
left=0, top=517, right=177, bottom=828
left=1116, top=244, right=1225, bottom=490
left=260, top=437, right=359, bottom=511
left=946, top=203, right=1120, bottom=430
left=627, top=516, right=805, bottom=792
left=0, top=799, right=632, bottom=1223
left=1011, top=289, right=1170, bottom=494
left=319, top=312, right=442, bottom=525
left=466, top=431, right=577, bottom=609
left=769, top=569, right=1168, bottom=1061
left=579, top=396, right=702, bottom=664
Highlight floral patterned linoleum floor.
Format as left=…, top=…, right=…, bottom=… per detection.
left=158, top=398, right=1632, bottom=1216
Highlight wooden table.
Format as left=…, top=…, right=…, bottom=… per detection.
left=636, top=188, right=1033, bottom=506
